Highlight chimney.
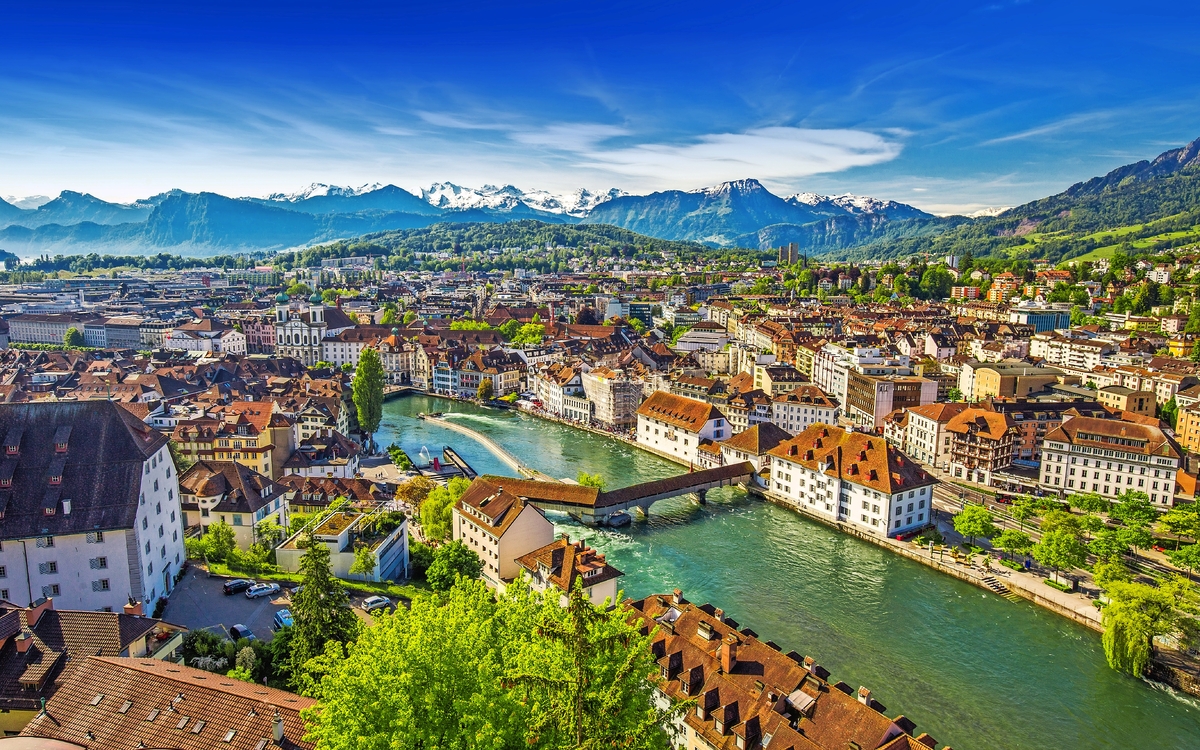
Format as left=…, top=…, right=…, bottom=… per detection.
left=14, top=629, right=32, bottom=653
left=272, top=710, right=284, bottom=744
left=123, top=601, right=144, bottom=617
left=672, top=588, right=683, bottom=605
left=803, top=655, right=815, bottom=670
left=721, top=635, right=738, bottom=673
left=62, top=499, right=71, bottom=516
left=857, top=686, right=872, bottom=705
left=26, top=597, right=53, bottom=627
left=713, top=608, right=725, bottom=623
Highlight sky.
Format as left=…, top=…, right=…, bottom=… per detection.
left=1, top=1, right=1199, bottom=214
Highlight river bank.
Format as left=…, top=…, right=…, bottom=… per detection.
left=377, top=393, right=1200, bottom=749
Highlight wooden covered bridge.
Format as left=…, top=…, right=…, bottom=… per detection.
left=478, top=461, right=755, bottom=525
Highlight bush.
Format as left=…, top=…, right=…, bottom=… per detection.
left=1044, top=578, right=1073, bottom=592
left=408, top=536, right=434, bottom=580
left=1000, top=558, right=1024, bottom=572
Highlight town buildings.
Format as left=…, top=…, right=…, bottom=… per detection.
left=636, top=391, right=731, bottom=466
left=452, top=477, right=555, bottom=589
left=1040, top=416, right=1182, bottom=507
left=516, top=534, right=624, bottom=607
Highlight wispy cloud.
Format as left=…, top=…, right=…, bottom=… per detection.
left=574, top=127, right=903, bottom=185
left=981, top=111, right=1114, bottom=145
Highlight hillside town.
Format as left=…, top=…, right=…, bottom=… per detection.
left=1, top=248, right=1199, bottom=750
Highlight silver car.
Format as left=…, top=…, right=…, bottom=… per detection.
left=245, top=582, right=281, bottom=599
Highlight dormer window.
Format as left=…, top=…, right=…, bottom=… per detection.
left=714, top=718, right=725, bottom=735
left=49, top=474, right=62, bottom=486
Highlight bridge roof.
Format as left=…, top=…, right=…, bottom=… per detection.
left=478, top=475, right=601, bottom=508
left=596, top=462, right=754, bottom=509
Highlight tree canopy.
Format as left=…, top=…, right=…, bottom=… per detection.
left=289, top=536, right=360, bottom=691
left=352, top=347, right=385, bottom=450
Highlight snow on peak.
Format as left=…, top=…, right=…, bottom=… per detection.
left=785, top=191, right=913, bottom=215
left=964, top=206, right=1011, bottom=218
left=2, top=195, right=52, bottom=210
left=691, top=179, right=766, bottom=197
left=266, top=183, right=385, bottom=202
left=418, top=183, right=625, bottom=216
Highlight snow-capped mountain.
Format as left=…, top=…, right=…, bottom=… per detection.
left=964, top=206, right=1011, bottom=218
left=418, top=183, right=625, bottom=217
left=266, top=183, right=385, bottom=202
left=3, top=195, right=53, bottom=210
left=785, top=192, right=929, bottom=219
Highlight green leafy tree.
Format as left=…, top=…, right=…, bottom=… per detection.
left=1159, top=397, right=1179, bottom=429
left=349, top=544, right=377, bottom=581
left=1032, top=528, right=1088, bottom=584
left=302, top=579, right=677, bottom=750
left=953, top=504, right=997, bottom=547
left=1067, top=492, right=1111, bottom=515
left=1166, top=544, right=1200, bottom=576
left=1111, top=490, right=1157, bottom=528
left=993, top=529, right=1033, bottom=560
left=1159, top=503, right=1200, bottom=549
left=204, top=521, right=236, bottom=563
left=1102, top=582, right=1180, bottom=677
left=477, top=378, right=495, bottom=401
left=255, top=519, right=284, bottom=547
left=1093, top=557, right=1133, bottom=590
left=576, top=472, right=606, bottom=491
left=63, top=327, right=85, bottom=348
left=946, top=387, right=963, bottom=402
left=286, top=282, right=313, bottom=297
left=402, top=310, right=417, bottom=325
left=289, top=536, right=360, bottom=691
left=1118, top=524, right=1154, bottom=557
left=509, top=323, right=546, bottom=346
left=425, top=539, right=484, bottom=591
left=1039, top=509, right=1082, bottom=538
left=352, top=347, right=385, bottom=452
left=394, top=475, right=436, bottom=511
left=1010, top=498, right=1037, bottom=529
left=418, top=477, right=470, bottom=541
left=498, top=319, right=522, bottom=340
left=1089, top=529, right=1130, bottom=560
left=380, top=308, right=397, bottom=325
left=408, top=536, right=434, bottom=580
left=450, top=319, right=493, bottom=330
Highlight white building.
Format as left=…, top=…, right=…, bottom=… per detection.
left=273, top=292, right=356, bottom=366
left=452, top=478, right=554, bottom=589
left=770, top=385, right=839, bottom=434
left=766, top=424, right=938, bottom=537
left=901, top=402, right=971, bottom=470
left=515, top=535, right=624, bottom=607
left=165, top=319, right=247, bottom=355
left=0, top=401, right=186, bottom=611
left=1040, top=416, right=1182, bottom=507
left=635, top=391, right=730, bottom=466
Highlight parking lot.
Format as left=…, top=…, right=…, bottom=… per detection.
left=160, top=566, right=386, bottom=641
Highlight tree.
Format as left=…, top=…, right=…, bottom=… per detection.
left=477, top=378, right=495, bottom=401
left=576, top=472, right=606, bottom=490
left=286, top=282, right=313, bottom=298
left=1167, top=544, right=1200, bottom=576
left=425, top=539, right=483, bottom=591
left=1010, top=499, right=1037, bottom=529
left=394, top=476, right=436, bottom=511
left=993, top=529, right=1033, bottom=560
left=1089, top=529, right=1131, bottom=561
left=1032, top=529, right=1088, bottom=583
left=303, top=579, right=677, bottom=750
left=1159, top=503, right=1200, bottom=549
left=204, top=521, right=236, bottom=563
left=1067, top=492, right=1111, bottom=515
left=1093, top=557, right=1133, bottom=590
left=1039, top=509, right=1082, bottom=538
left=1102, top=581, right=1180, bottom=677
left=380, top=308, right=397, bottom=325
left=1118, top=524, right=1154, bottom=557
left=1159, top=397, right=1179, bottom=429
left=408, top=536, right=434, bottom=580
left=953, top=504, right=997, bottom=547
left=946, top=387, right=963, bottom=402
left=349, top=544, right=377, bottom=581
left=352, top=347, right=385, bottom=452
left=289, top=536, right=360, bottom=690
left=1111, top=491, right=1157, bottom=529
left=418, top=477, right=469, bottom=541
left=509, top=323, right=545, bottom=346
left=63, top=327, right=85, bottom=348
left=402, top=310, right=417, bottom=325
left=255, top=519, right=284, bottom=547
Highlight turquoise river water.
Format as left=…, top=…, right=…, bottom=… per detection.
left=377, top=395, right=1200, bottom=750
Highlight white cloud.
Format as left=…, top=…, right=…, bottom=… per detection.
left=573, top=127, right=903, bottom=186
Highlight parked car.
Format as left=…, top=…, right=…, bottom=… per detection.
left=229, top=624, right=257, bottom=641
left=272, top=609, right=294, bottom=630
left=222, top=579, right=253, bottom=595
left=361, top=595, right=392, bottom=612
left=246, top=582, right=281, bottom=599
left=288, top=585, right=303, bottom=598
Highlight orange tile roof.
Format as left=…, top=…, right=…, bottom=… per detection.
left=767, top=424, right=935, bottom=494
left=636, top=391, right=725, bottom=433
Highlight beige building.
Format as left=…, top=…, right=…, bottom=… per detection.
left=177, top=461, right=289, bottom=549
left=453, top=477, right=555, bottom=588
left=971, top=363, right=1073, bottom=401
left=1097, top=386, right=1156, bottom=416
left=581, top=366, right=643, bottom=429
left=1041, top=416, right=1182, bottom=507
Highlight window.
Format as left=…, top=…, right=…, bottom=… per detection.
left=156, top=502, right=162, bottom=515
left=0, top=566, right=5, bottom=578
left=142, top=518, right=148, bottom=530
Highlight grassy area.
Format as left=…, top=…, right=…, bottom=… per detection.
left=202, top=561, right=431, bottom=602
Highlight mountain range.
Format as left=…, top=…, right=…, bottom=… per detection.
left=2, top=135, right=1198, bottom=259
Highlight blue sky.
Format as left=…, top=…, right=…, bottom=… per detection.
left=1, top=1, right=1198, bottom=213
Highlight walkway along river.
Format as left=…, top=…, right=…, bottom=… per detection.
left=377, top=394, right=1200, bottom=750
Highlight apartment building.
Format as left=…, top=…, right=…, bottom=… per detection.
left=452, top=478, right=554, bottom=589
left=6, top=313, right=103, bottom=345
left=177, top=461, right=289, bottom=548
left=515, top=535, right=624, bottom=607
left=636, top=391, right=731, bottom=466
left=901, top=402, right=970, bottom=469
left=845, top=372, right=937, bottom=431
left=0, top=401, right=185, bottom=611
left=946, top=408, right=1019, bottom=486
left=1029, top=333, right=1114, bottom=370
left=1097, top=386, right=1156, bottom=416
left=1040, top=416, right=1182, bottom=507
left=770, top=385, right=839, bottom=434
left=767, top=424, right=937, bottom=537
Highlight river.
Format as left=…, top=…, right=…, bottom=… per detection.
left=377, top=394, right=1200, bottom=750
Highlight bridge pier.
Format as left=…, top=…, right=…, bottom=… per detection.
left=695, top=489, right=708, bottom=505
